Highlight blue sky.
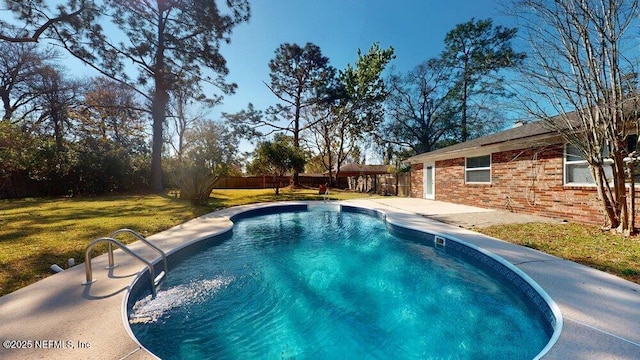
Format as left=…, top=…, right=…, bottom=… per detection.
left=216, top=0, right=517, bottom=118
left=45, top=0, right=519, bottom=155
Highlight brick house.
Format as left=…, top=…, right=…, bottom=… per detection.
left=405, top=120, right=638, bottom=225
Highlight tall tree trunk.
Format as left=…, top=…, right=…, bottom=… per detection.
left=327, top=150, right=334, bottom=187
left=324, top=121, right=335, bottom=187
left=461, top=74, right=468, bottom=142
left=1, top=91, right=11, bottom=122
left=150, top=5, right=168, bottom=193
left=592, top=164, right=620, bottom=229
left=52, top=112, right=64, bottom=152
left=293, top=96, right=301, bottom=186
left=274, top=174, right=280, bottom=195
left=150, top=88, right=168, bottom=192
left=629, top=161, right=636, bottom=234
left=613, top=152, right=629, bottom=233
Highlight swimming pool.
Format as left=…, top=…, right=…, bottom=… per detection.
left=126, top=204, right=561, bottom=359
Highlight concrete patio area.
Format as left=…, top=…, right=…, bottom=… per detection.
left=0, top=198, right=639, bottom=359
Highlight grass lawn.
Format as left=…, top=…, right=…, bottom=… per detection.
left=0, top=188, right=376, bottom=296
left=477, top=223, right=640, bottom=285
left=1, top=189, right=639, bottom=296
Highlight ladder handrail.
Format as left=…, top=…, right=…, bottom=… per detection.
left=83, top=237, right=158, bottom=298
left=109, top=228, right=168, bottom=276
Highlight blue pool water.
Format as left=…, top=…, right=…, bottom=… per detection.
left=128, top=207, right=551, bottom=359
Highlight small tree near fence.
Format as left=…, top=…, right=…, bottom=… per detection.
left=248, top=135, right=306, bottom=195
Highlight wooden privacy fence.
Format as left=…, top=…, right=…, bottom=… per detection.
left=214, top=176, right=288, bottom=189
left=374, top=173, right=410, bottom=197
left=214, top=175, right=348, bottom=189
left=213, top=174, right=407, bottom=195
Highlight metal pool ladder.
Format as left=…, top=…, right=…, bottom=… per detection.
left=82, top=229, right=168, bottom=298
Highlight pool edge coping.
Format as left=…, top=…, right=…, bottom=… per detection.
left=123, top=201, right=562, bottom=359
left=339, top=202, right=563, bottom=360
left=2, top=199, right=639, bottom=359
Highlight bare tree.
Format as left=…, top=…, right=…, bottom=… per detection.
left=0, top=42, right=57, bottom=122
left=302, top=105, right=356, bottom=186
left=511, top=0, right=640, bottom=234
left=167, top=85, right=211, bottom=162
left=30, top=65, right=83, bottom=151
left=383, top=59, right=459, bottom=154
left=80, top=77, right=147, bottom=148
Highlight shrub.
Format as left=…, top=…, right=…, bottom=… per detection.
left=172, top=166, right=219, bottom=205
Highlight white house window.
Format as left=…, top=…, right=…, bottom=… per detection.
left=564, top=143, right=613, bottom=185
left=465, top=155, right=491, bottom=183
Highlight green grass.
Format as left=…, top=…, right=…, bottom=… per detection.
left=3, top=189, right=639, bottom=296
left=477, top=223, right=640, bottom=285
left=0, top=188, right=376, bottom=295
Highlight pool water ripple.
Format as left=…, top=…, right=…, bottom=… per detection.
left=128, top=208, right=551, bottom=359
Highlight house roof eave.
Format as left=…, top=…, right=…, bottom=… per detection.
left=405, top=132, right=562, bottom=164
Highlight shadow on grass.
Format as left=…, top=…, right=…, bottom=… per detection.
left=0, top=237, right=148, bottom=297
left=0, top=190, right=374, bottom=296
left=1, top=195, right=211, bottom=232
left=0, top=248, right=86, bottom=296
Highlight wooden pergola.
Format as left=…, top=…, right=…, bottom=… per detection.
left=333, top=163, right=392, bottom=192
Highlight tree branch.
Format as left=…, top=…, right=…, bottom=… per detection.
left=0, top=2, right=87, bottom=43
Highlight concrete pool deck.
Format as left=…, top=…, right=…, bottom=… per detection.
left=0, top=198, right=639, bottom=359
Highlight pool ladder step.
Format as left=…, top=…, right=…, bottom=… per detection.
left=82, top=229, right=168, bottom=298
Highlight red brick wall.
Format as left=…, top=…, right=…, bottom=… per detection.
left=410, top=163, right=423, bottom=198
left=413, top=144, right=639, bottom=225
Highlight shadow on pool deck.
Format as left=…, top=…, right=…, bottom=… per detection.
left=0, top=198, right=638, bottom=360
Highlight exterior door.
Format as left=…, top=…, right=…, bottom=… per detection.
left=423, top=162, right=435, bottom=200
